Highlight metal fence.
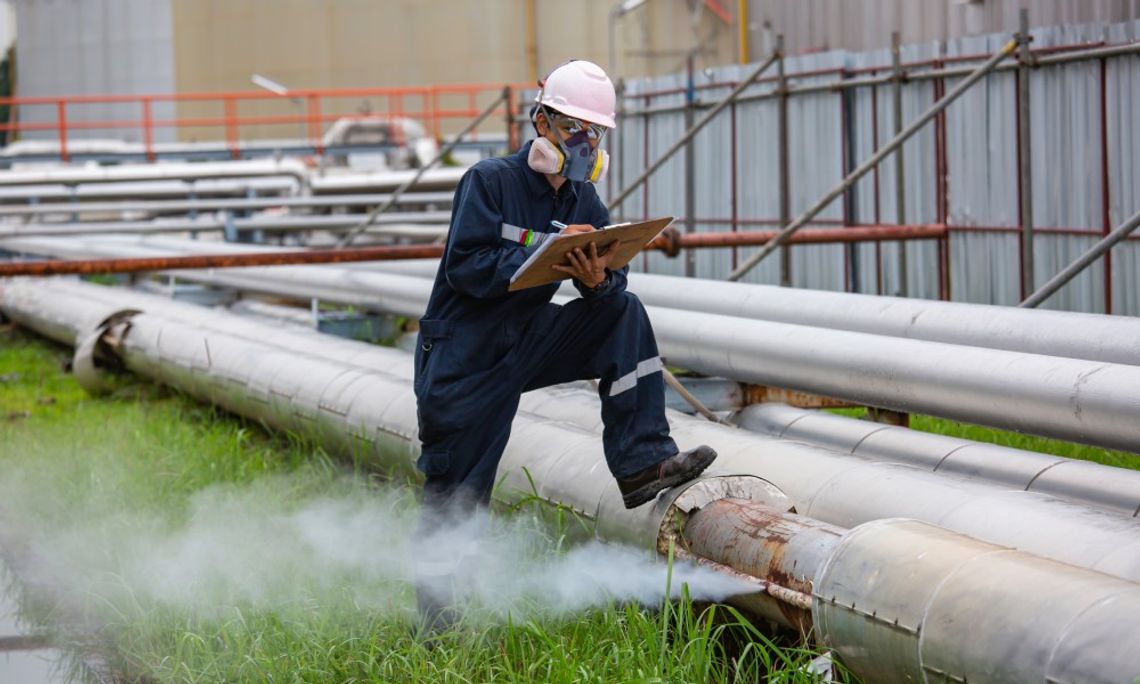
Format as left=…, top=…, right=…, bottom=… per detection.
left=606, top=19, right=1140, bottom=315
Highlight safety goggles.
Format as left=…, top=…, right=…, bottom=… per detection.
left=549, top=110, right=608, bottom=142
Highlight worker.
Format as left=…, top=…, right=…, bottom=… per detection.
left=412, top=60, right=717, bottom=628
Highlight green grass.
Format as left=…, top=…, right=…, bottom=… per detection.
left=0, top=326, right=842, bottom=683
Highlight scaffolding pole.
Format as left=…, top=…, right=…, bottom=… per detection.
left=727, top=36, right=1019, bottom=282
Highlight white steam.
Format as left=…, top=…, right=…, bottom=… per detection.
left=16, top=478, right=756, bottom=622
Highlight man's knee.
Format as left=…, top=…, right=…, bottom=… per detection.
left=592, top=290, right=642, bottom=317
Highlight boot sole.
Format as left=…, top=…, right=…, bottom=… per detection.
left=622, top=449, right=717, bottom=509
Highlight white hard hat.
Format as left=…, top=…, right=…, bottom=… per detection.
left=535, top=60, right=617, bottom=129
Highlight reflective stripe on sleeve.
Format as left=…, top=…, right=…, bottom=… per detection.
left=501, top=223, right=554, bottom=248
left=609, top=356, right=665, bottom=397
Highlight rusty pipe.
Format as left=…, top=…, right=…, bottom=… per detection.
left=0, top=224, right=948, bottom=273
left=0, top=245, right=448, bottom=277
left=680, top=498, right=845, bottom=634
left=648, top=224, right=946, bottom=256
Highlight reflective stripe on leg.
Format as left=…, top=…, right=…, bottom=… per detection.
left=609, top=356, right=664, bottom=397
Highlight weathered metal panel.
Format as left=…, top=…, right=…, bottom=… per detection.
left=13, top=0, right=177, bottom=143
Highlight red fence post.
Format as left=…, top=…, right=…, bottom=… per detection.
left=142, top=98, right=155, bottom=162
left=57, top=100, right=69, bottom=162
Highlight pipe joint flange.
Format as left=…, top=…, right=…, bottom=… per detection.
left=656, top=475, right=793, bottom=551
left=72, top=309, right=141, bottom=395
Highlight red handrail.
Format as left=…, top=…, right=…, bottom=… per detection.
left=0, top=81, right=532, bottom=162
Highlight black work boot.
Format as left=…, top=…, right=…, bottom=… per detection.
left=617, top=445, right=718, bottom=509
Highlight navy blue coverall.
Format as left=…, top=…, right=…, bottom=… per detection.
left=413, top=140, right=679, bottom=511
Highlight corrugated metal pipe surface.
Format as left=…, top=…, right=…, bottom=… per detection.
left=737, top=403, right=1140, bottom=518
left=4, top=278, right=1140, bottom=683
left=814, top=518, right=1140, bottom=684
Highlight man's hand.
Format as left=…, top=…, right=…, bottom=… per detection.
left=559, top=224, right=596, bottom=236
left=552, top=239, right=616, bottom=289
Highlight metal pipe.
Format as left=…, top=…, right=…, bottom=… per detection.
left=0, top=192, right=454, bottom=217
left=891, top=32, right=907, bottom=297
left=8, top=236, right=1140, bottom=452
left=684, top=498, right=844, bottom=632
left=0, top=245, right=447, bottom=277
left=337, top=90, right=508, bottom=247
left=814, top=518, right=1140, bottom=684
left=1017, top=9, right=1035, bottom=299
left=736, top=403, right=1140, bottom=517
left=650, top=308, right=1140, bottom=453
left=608, top=50, right=780, bottom=214
left=308, top=167, right=466, bottom=194
left=777, top=35, right=791, bottom=287
left=1020, top=207, right=1140, bottom=309
left=0, top=214, right=450, bottom=239
left=727, top=37, right=1019, bottom=281
left=0, top=159, right=308, bottom=187
left=654, top=224, right=947, bottom=252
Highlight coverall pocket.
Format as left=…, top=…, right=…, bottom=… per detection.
left=417, top=446, right=451, bottom=476
left=414, top=318, right=453, bottom=396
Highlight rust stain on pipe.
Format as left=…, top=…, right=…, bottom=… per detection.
left=684, top=498, right=846, bottom=633
left=0, top=223, right=948, bottom=275
left=648, top=224, right=947, bottom=256
left=0, top=245, right=447, bottom=277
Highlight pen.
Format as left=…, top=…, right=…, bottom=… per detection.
left=550, top=220, right=568, bottom=230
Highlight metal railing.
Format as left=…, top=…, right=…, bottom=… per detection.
left=0, top=82, right=528, bottom=162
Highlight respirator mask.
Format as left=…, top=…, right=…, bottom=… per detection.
left=528, top=106, right=610, bottom=184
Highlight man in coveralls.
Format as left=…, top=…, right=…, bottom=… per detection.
left=412, top=60, right=716, bottom=628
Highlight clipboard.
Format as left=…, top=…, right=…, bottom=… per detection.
left=508, top=216, right=674, bottom=292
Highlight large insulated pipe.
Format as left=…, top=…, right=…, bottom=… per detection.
left=5, top=278, right=1140, bottom=588
left=6, top=279, right=1140, bottom=683
left=647, top=308, right=1140, bottom=454
left=322, top=259, right=1140, bottom=368
left=5, top=236, right=1138, bottom=454
left=812, top=518, right=1140, bottom=684
left=602, top=273, right=1140, bottom=367
left=686, top=502, right=1140, bottom=683
left=737, top=403, right=1140, bottom=517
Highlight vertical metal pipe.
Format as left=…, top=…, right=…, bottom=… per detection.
left=737, top=0, right=749, bottom=64
left=142, top=99, right=155, bottom=163
left=1017, top=9, right=1035, bottom=299
left=57, top=100, right=69, bottom=163
left=871, top=84, right=883, bottom=295
left=840, top=67, right=857, bottom=293
left=727, top=35, right=1019, bottom=282
left=1099, top=57, right=1112, bottom=314
left=892, top=32, right=908, bottom=297
left=777, top=35, right=791, bottom=287
left=730, top=97, right=739, bottom=270
left=685, top=55, right=697, bottom=278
